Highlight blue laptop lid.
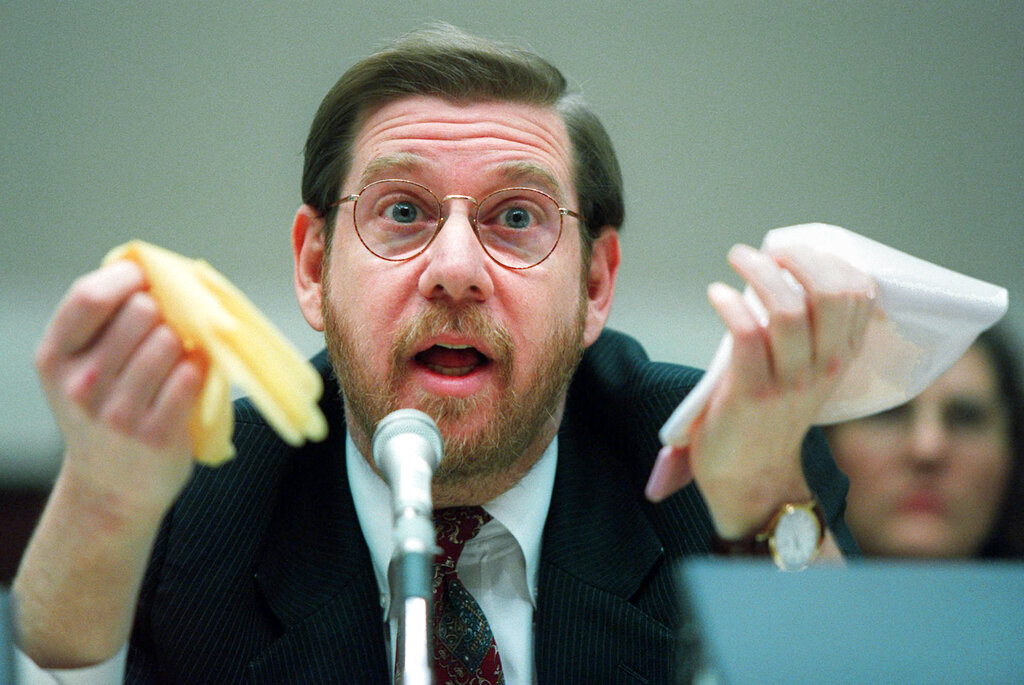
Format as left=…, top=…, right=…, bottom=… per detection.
left=675, top=559, right=1024, bottom=684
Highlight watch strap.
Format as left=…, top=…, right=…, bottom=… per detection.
left=711, top=499, right=825, bottom=558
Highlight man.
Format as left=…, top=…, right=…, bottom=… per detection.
left=14, top=24, right=874, bottom=684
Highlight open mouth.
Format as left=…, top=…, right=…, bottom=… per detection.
left=413, top=343, right=490, bottom=377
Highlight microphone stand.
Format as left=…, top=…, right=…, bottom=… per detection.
left=372, top=409, right=443, bottom=685
left=390, top=511, right=437, bottom=685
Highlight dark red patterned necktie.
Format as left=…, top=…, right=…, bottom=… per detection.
left=432, top=506, right=505, bottom=685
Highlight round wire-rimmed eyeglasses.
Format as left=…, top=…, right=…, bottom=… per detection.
left=330, top=178, right=584, bottom=270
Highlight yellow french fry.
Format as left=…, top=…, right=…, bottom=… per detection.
left=103, top=240, right=328, bottom=465
left=192, top=364, right=235, bottom=465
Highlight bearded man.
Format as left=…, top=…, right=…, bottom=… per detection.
left=14, top=24, right=874, bottom=684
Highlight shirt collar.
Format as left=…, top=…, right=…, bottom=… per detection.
left=347, top=430, right=557, bottom=616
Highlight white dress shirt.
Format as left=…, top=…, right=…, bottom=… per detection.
left=15, top=644, right=127, bottom=684
left=16, top=431, right=557, bottom=685
left=349, top=432, right=557, bottom=685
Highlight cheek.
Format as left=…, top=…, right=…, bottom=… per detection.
left=324, top=258, right=408, bottom=360
left=329, top=241, right=412, bottom=310
left=830, top=429, right=902, bottom=500
left=957, top=440, right=1013, bottom=503
left=500, top=263, right=582, bottom=332
left=831, top=428, right=892, bottom=479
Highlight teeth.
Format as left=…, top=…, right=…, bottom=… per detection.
left=427, top=364, right=474, bottom=376
left=436, top=343, right=473, bottom=350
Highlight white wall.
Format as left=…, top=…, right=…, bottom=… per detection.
left=3, top=1, right=1021, bottom=484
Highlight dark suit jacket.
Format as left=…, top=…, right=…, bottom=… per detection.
left=127, top=329, right=855, bottom=684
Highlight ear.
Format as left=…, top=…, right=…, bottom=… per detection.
left=292, top=204, right=327, bottom=332
left=583, top=227, right=620, bottom=347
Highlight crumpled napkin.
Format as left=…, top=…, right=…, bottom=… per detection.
left=659, top=223, right=1009, bottom=447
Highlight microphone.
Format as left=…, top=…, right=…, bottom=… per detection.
left=373, top=408, right=443, bottom=523
left=372, top=409, right=443, bottom=685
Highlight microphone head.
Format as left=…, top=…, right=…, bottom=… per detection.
left=372, top=408, right=443, bottom=473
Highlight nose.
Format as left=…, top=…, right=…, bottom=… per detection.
left=906, top=411, right=948, bottom=469
left=417, top=202, right=494, bottom=303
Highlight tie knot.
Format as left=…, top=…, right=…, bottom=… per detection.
left=434, top=506, right=491, bottom=568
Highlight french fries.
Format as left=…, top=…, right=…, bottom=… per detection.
left=103, top=240, right=328, bottom=465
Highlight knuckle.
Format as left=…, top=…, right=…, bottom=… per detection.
left=65, top=360, right=101, bottom=405
left=771, top=304, right=807, bottom=328
left=138, top=417, right=180, bottom=451
left=66, top=278, right=112, bottom=319
left=819, top=354, right=845, bottom=379
left=125, top=291, right=160, bottom=321
left=151, top=323, right=183, bottom=351
left=145, top=326, right=187, bottom=366
left=99, top=401, right=135, bottom=434
left=136, top=324, right=185, bottom=367
left=34, top=341, right=59, bottom=375
left=731, top=320, right=764, bottom=344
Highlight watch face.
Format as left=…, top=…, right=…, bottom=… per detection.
left=773, top=507, right=821, bottom=570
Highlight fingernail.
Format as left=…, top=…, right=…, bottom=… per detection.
left=644, top=447, right=672, bottom=502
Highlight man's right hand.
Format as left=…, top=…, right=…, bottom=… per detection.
left=13, top=260, right=205, bottom=668
left=36, top=259, right=204, bottom=520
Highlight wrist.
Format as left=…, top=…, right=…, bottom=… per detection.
left=12, top=473, right=165, bottom=669
left=711, top=498, right=826, bottom=571
left=52, top=467, right=173, bottom=539
left=704, top=477, right=814, bottom=540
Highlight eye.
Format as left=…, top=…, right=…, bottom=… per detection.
left=385, top=201, right=420, bottom=224
left=943, top=399, right=991, bottom=431
left=499, top=206, right=534, bottom=230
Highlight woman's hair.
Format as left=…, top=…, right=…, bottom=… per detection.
left=301, top=23, right=624, bottom=257
left=974, top=325, right=1024, bottom=558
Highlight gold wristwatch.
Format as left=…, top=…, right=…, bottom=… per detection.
left=713, top=499, right=826, bottom=571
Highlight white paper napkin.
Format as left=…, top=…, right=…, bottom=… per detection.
left=659, top=223, right=1009, bottom=447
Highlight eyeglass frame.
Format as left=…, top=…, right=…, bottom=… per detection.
left=329, top=178, right=585, bottom=270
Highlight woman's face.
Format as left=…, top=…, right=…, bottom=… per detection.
left=828, top=345, right=1013, bottom=558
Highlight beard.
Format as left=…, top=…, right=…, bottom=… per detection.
left=323, top=289, right=587, bottom=487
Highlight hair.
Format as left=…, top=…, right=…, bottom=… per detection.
left=974, top=325, right=1024, bottom=559
left=301, top=23, right=624, bottom=257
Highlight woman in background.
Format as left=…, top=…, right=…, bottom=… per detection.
left=826, top=326, right=1024, bottom=559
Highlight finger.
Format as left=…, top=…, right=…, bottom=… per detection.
left=727, top=244, right=812, bottom=384
left=645, top=444, right=694, bottom=502
left=707, top=281, right=772, bottom=390
left=97, top=323, right=187, bottom=433
left=139, top=351, right=207, bottom=451
left=67, top=292, right=164, bottom=412
left=41, top=261, right=148, bottom=359
left=773, top=247, right=876, bottom=371
left=774, top=249, right=850, bottom=372
left=849, top=280, right=879, bottom=354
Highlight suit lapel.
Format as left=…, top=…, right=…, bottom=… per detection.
left=535, top=406, right=673, bottom=683
left=249, top=396, right=391, bottom=684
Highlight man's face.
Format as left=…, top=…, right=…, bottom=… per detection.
left=314, top=95, right=606, bottom=489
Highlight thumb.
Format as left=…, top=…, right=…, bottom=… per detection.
left=645, top=444, right=694, bottom=502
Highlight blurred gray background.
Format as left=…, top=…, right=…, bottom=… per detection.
left=3, top=1, right=1022, bottom=486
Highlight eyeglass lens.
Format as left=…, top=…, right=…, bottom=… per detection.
left=352, top=180, right=562, bottom=268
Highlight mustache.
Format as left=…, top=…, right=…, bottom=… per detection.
left=392, top=304, right=515, bottom=365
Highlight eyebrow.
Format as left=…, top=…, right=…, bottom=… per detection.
left=357, top=153, right=427, bottom=188
left=492, top=161, right=565, bottom=200
left=355, top=155, right=568, bottom=204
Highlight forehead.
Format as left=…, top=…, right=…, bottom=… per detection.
left=346, top=95, right=574, bottom=198
left=926, top=346, right=1000, bottom=401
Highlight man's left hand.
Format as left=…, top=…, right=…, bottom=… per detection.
left=646, top=244, right=876, bottom=538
